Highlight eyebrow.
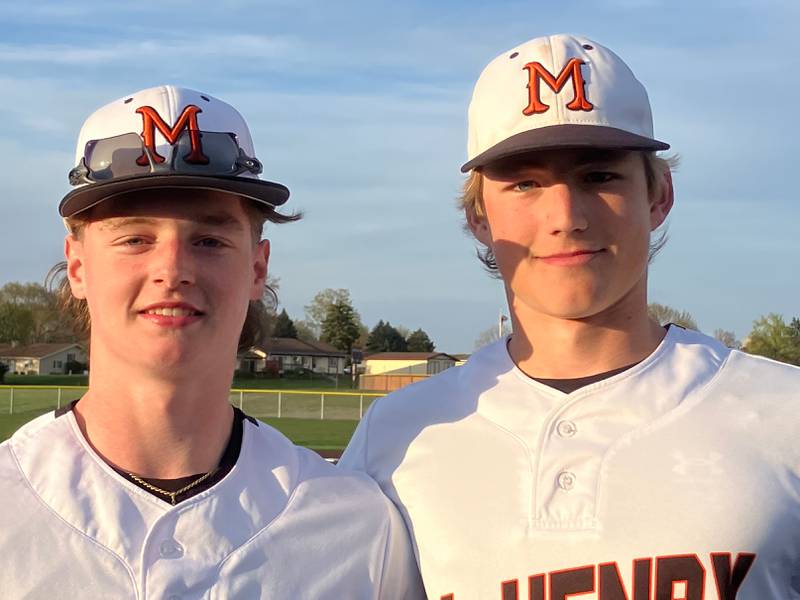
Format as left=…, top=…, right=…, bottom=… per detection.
left=100, top=214, right=244, bottom=231
left=484, top=149, right=630, bottom=177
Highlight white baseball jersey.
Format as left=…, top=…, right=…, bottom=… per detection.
left=0, top=410, right=425, bottom=599
left=339, top=326, right=800, bottom=599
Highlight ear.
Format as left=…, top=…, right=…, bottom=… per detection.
left=65, top=235, right=87, bottom=300
left=649, top=168, right=675, bottom=230
left=250, top=238, right=270, bottom=300
left=465, top=205, right=494, bottom=248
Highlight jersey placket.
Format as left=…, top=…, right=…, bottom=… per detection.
left=533, top=391, right=622, bottom=531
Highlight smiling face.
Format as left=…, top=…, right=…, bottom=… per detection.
left=467, top=148, right=673, bottom=324
left=65, top=190, right=270, bottom=375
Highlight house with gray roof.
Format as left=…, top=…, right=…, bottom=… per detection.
left=0, top=343, right=87, bottom=375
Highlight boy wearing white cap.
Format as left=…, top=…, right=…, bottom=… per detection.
left=340, top=35, right=800, bottom=599
left=0, top=86, right=424, bottom=599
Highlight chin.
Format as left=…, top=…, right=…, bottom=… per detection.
left=516, top=285, right=608, bottom=318
left=142, top=337, right=213, bottom=366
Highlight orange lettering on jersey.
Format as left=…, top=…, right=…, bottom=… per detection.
left=711, top=553, right=756, bottom=600
left=655, top=554, right=705, bottom=600
left=598, top=559, right=652, bottom=600
left=135, top=105, right=209, bottom=166
left=549, top=565, right=594, bottom=599
left=522, top=58, right=594, bottom=116
left=501, top=579, right=519, bottom=600
left=528, top=574, right=545, bottom=600
left=443, top=551, right=756, bottom=600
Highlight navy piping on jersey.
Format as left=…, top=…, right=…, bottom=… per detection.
left=54, top=400, right=258, bottom=504
left=532, top=362, right=640, bottom=394
left=527, top=325, right=675, bottom=394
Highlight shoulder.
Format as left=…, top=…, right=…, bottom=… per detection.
left=723, top=347, right=800, bottom=382
left=711, top=347, right=800, bottom=412
left=1, top=410, right=65, bottom=473
left=665, top=326, right=799, bottom=400
left=241, top=416, right=397, bottom=509
left=365, top=338, right=509, bottom=427
left=339, top=340, right=509, bottom=474
left=0, top=412, right=67, bottom=525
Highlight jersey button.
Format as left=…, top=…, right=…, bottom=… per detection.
left=557, top=471, right=576, bottom=491
left=556, top=420, right=577, bottom=437
left=159, top=540, right=184, bottom=559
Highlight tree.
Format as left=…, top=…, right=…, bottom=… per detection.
left=406, top=328, right=435, bottom=352
left=320, top=301, right=361, bottom=354
left=743, top=313, right=800, bottom=366
left=647, top=302, right=698, bottom=330
left=713, top=328, right=740, bottom=349
left=474, top=320, right=512, bottom=350
left=0, top=303, right=35, bottom=344
left=0, top=362, right=8, bottom=384
left=272, top=309, right=298, bottom=338
left=0, top=281, right=73, bottom=343
left=294, top=319, right=318, bottom=342
left=304, top=289, right=364, bottom=339
left=366, top=320, right=408, bottom=352
left=354, top=323, right=369, bottom=350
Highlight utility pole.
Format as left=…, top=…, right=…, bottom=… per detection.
left=498, top=311, right=508, bottom=339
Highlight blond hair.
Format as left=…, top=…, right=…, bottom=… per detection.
left=48, top=195, right=300, bottom=352
left=458, top=152, right=677, bottom=274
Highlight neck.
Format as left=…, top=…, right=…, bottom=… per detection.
left=74, top=352, right=236, bottom=479
left=506, top=279, right=666, bottom=379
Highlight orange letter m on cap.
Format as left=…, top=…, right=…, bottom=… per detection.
left=522, top=58, right=594, bottom=116
left=135, top=104, right=209, bottom=166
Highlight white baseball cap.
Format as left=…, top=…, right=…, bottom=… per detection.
left=461, top=34, right=669, bottom=173
left=60, top=85, right=289, bottom=217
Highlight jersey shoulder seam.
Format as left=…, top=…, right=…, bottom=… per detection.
left=4, top=431, right=139, bottom=593
left=214, top=439, right=306, bottom=570
left=595, top=348, right=735, bottom=517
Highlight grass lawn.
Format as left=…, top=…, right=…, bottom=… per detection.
left=4, top=373, right=368, bottom=392
left=259, top=418, right=358, bottom=450
left=0, top=408, right=53, bottom=442
left=0, top=411, right=357, bottom=450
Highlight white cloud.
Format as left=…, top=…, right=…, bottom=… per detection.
left=0, top=34, right=296, bottom=66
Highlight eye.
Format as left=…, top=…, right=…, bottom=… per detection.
left=513, top=180, right=537, bottom=192
left=584, top=171, right=619, bottom=184
left=122, top=236, right=147, bottom=246
left=196, top=237, right=225, bottom=248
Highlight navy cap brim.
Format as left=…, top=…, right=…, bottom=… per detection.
left=59, top=173, right=290, bottom=218
left=461, top=124, right=670, bottom=173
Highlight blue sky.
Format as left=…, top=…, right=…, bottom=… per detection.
left=0, top=0, right=797, bottom=352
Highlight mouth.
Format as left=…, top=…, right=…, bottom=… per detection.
left=536, top=249, right=605, bottom=266
left=141, top=307, right=203, bottom=317
left=138, top=302, right=205, bottom=326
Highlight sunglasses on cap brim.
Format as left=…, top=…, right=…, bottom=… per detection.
left=68, top=130, right=263, bottom=186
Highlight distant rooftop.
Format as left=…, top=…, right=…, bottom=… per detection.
left=0, top=342, right=83, bottom=359
left=364, top=352, right=458, bottom=361
left=247, top=337, right=347, bottom=357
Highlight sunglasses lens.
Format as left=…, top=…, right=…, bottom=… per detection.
left=79, top=130, right=254, bottom=185
left=173, top=131, right=239, bottom=174
left=85, top=133, right=151, bottom=180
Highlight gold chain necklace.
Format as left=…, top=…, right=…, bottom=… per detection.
left=127, top=469, right=218, bottom=505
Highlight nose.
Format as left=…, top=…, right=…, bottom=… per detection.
left=544, top=183, right=589, bottom=235
left=151, top=238, right=195, bottom=289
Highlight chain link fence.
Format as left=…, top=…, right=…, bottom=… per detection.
left=0, top=386, right=383, bottom=421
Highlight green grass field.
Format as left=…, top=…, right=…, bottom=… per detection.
left=0, top=385, right=376, bottom=449
left=5, top=373, right=363, bottom=392
left=0, top=411, right=358, bottom=450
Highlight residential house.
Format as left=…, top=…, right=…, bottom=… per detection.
left=452, top=353, right=471, bottom=366
left=237, top=338, right=347, bottom=376
left=0, top=343, right=87, bottom=375
left=359, top=351, right=459, bottom=391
